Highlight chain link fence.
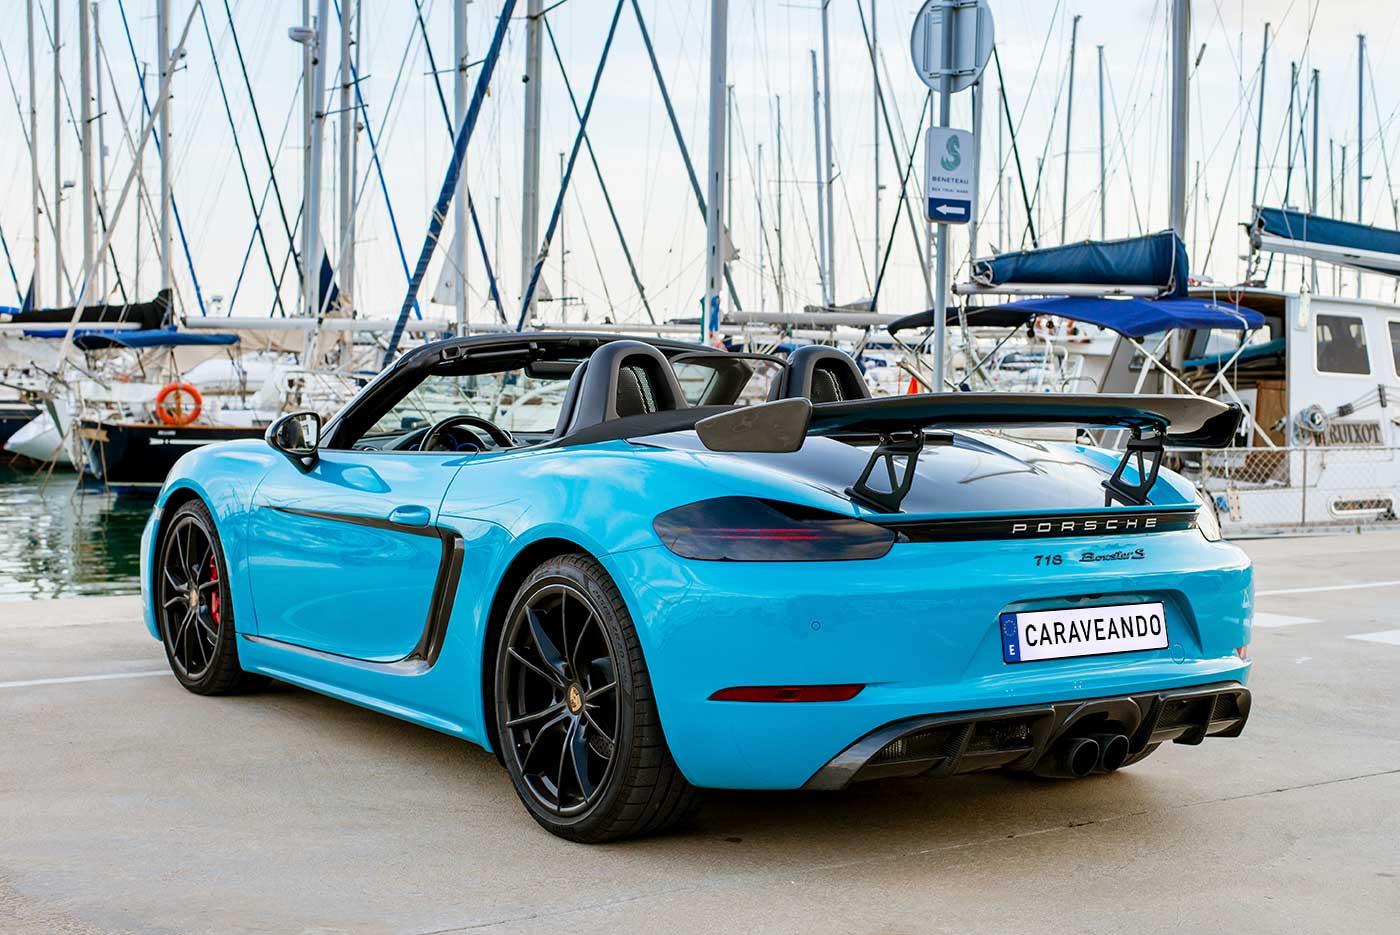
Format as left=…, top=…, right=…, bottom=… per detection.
left=1169, top=445, right=1400, bottom=535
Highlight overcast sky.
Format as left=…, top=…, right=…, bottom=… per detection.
left=1, top=0, right=1394, bottom=324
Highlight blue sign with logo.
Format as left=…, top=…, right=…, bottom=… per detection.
left=925, top=127, right=975, bottom=225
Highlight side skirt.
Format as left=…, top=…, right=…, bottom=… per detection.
left=238, top=637, right=472, bottom=739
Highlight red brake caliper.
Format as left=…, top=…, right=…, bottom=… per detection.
left=208, top=557, right=220, bottom=626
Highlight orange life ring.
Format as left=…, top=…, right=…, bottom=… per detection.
left=155, top=382, right=203, bottom=427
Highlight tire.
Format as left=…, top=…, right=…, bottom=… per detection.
left=493, top=553, right=699, bottom=842
left=155, top=499, right=262, bottom=695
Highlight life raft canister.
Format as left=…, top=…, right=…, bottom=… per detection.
left=154, top=382, right=203, bottom=427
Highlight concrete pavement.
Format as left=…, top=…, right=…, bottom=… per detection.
left=2, top=534, right=1399, bottom=933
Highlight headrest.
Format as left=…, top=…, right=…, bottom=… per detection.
left=768, top=346, right=871, bottom=403
left=554, top=340, right=688, bottom=436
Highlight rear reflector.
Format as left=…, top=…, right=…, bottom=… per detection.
left=709, top=684, right=864, bottom=703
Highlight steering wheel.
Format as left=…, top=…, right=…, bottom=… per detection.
left=420, top=414, right=515, bottom=452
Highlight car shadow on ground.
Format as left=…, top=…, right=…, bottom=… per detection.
left=241, top=679, right=1174, bottom=857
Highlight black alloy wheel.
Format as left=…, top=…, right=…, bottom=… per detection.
left=495, top=554, right=698, bottom=842
left=156, top=499, right=260, bottom=694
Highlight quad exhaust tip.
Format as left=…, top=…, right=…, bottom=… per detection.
left=1036, top=736, right=1100, bottom=779
left=1090, top=733, right=1130, bottom=773
left=1034, top=732, right=1130, bottom=778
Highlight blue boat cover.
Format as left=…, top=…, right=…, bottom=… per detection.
left=990, top=295, right=1264, bottom=339
left=1254, top=207, right=1400, bottom=273
left=972, top=231, right=1189, bottom=297
left=21, top=328, right=241, bottom=349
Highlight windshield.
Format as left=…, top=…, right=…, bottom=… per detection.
left=366, top=369, right=571, bottom=437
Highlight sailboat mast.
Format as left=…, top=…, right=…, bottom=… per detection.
left=725, top=84, right=734, bottom=225
left=307, top=0, right=330, bottom=319
left=1097, top=45, right=1106, bottom=241
left=819, top=0, right=835, bottom=305
left=135, top=63, right=145, bottom=301
left=1282, top=62, right=1295, bottom=284
left=451, top=0, right=469, bottom=332
left=1250, top=23, right=1269, bottom=211
left=78, top=0, right=95, bottom=302
left=52, top=0, right=64, bottom=302
left=702, top=0, right=728, bottom=345
left=757, top=141, right=765, bottom=313
left=1167, top=0, right=1188, bottom=240
left=520, top=0, right=544, bottom=323
left=1356, top=33, right=1365, bottom=297
left=157, top=0, right=172, bottom=301
left=1356, top=34, right=1365, bottom=225
left=1060, top=14, right=1080, bottom=243
left=1311, top=68, right=1319, bottom=290
left=93, top=1, right=108, bottom=299
left=1166, top=0, right=1189, bottom=376
left=871, top=0, right=880, bottom=285
left=997, top=84, right=1005, bottom=252
left=809, top=51, right=827, bottom=307
left=968, top=80, right=982, bottom=265
left=1284, top=62, right=1296, bottom=206
left=775, top=94, right=784, bottom=314
left=25, top=0, right=40, bottom=305
left=558, top=151, right=565, bottom=310
left=340, top=0, right=358, bottom=317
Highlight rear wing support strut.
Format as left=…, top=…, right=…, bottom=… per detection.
left=1102, top=430, right=1163, bottom=507
left=845, top=430, right=926, bottom=513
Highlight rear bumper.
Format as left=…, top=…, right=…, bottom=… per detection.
left=803, top=681, right=1250, bottom=790
left=602, top=530, right=1252, bottom=789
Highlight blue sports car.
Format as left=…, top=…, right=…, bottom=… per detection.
left=140, top=332, right=1252, bottom=841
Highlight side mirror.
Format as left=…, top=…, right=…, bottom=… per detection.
left=265, top=411, right=321, bottom=469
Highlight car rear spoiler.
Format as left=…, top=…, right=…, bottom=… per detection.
left=697, top=393, right=1241, bottom=451
left=695, top=393, right=1241, bottom=512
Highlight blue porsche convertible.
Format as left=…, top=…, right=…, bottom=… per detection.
left=140, top=332, right=1252, bottom=841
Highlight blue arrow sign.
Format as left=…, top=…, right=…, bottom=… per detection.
left=928, top=198, right=971, bottom=222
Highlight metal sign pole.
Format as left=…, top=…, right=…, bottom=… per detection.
left=931, top=0, right=958, bottom=392
left=702, top=0, right=728, bottom=346
left=912, top=0, right=993, bottom=394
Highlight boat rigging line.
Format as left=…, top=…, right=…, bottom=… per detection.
left=408, top=0, right=506, bottom=323
left=384, top=0, right=517, bottom=364
left=113, top=0, right=207, bottom=316
left=629, top=0, right=743, bottom=314
left=196, top=2, right=288, bottom=317
left=543, top=16, right=655, bottom=323
left=517, top=0, right=626, bottom=329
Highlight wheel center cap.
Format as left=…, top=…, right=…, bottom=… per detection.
left=566, top=682, right=584, bottom=715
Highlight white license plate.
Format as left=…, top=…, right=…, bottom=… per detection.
left=1000, top=601, right=1168, bottom=664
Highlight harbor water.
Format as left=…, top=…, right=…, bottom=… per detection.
left=0, top=465, right=146, bottom=601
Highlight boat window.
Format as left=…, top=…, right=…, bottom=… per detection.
left=1390, top=321, right=1400, bottom=376
left=1315, top=314, right=1370, bottom=375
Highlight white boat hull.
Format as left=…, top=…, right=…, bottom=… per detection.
left=4, top=410, right=73, bottom=465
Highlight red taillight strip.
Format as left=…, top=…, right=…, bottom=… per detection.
left=709, top=684, right=865, bottom=703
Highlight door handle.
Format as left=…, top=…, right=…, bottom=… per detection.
left=387, top=504, right=432, bottom=527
